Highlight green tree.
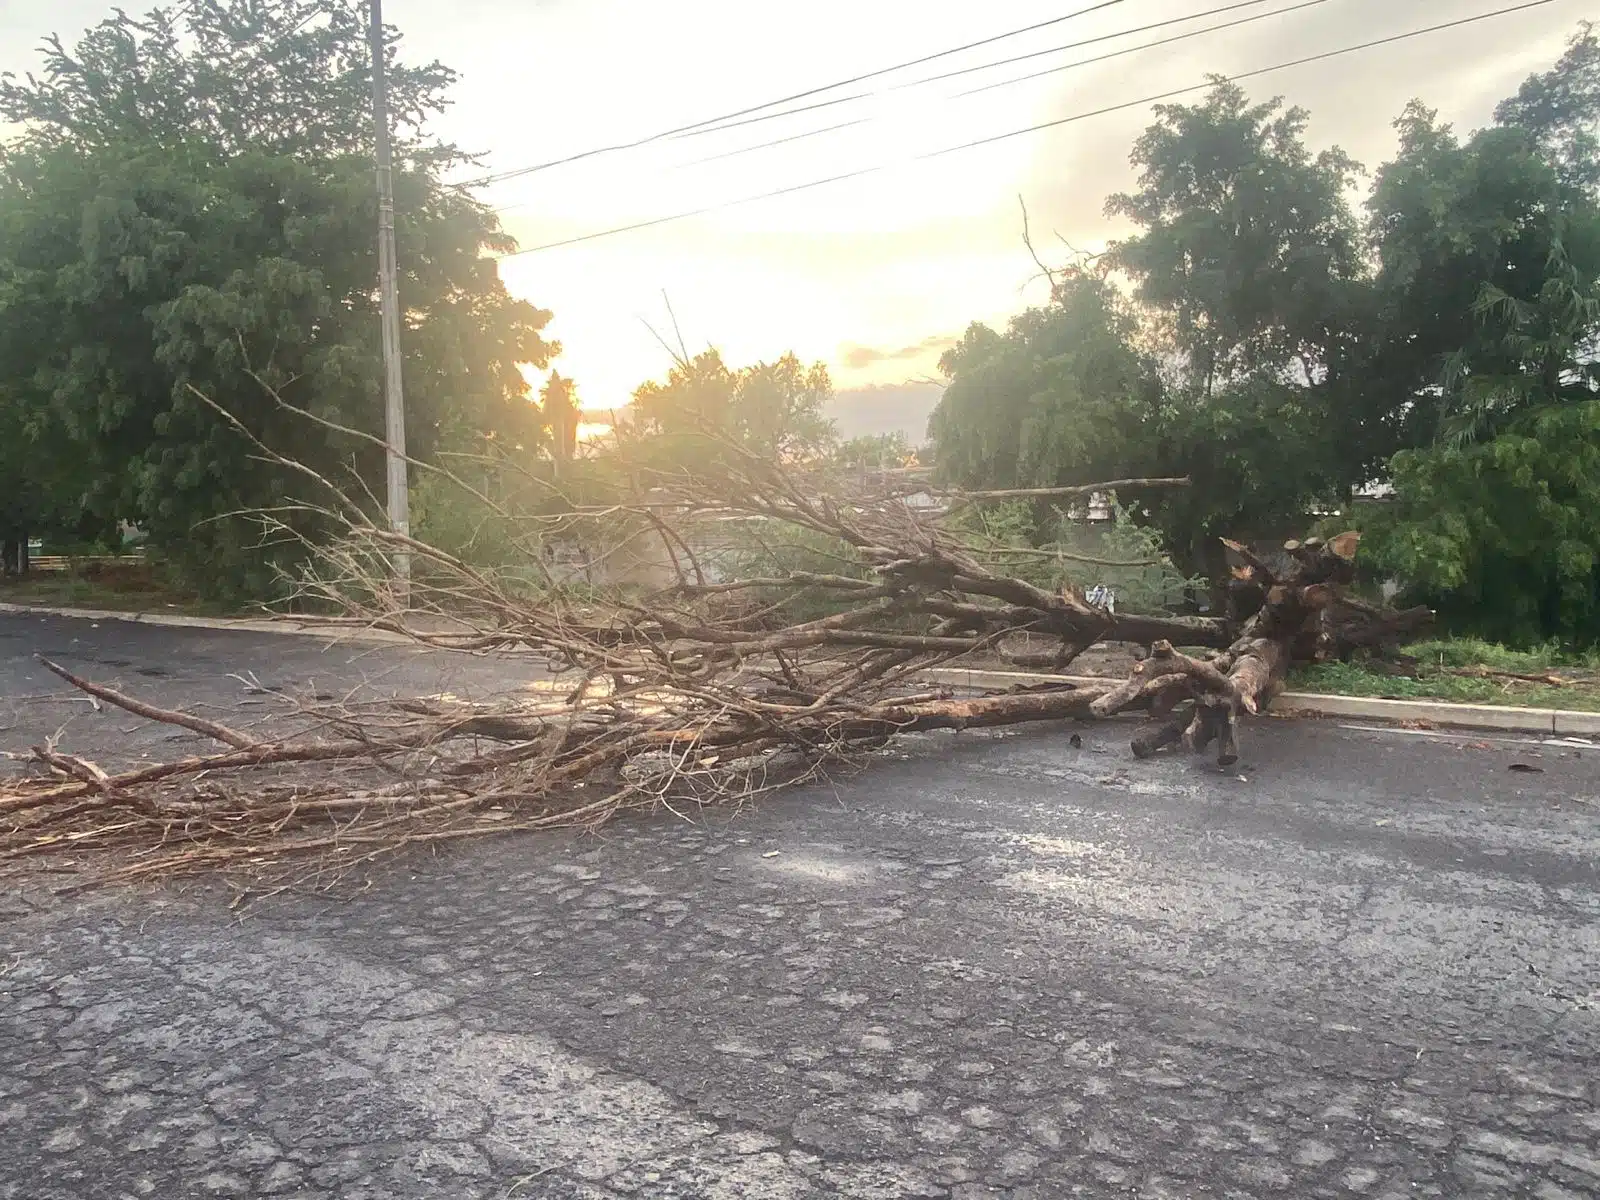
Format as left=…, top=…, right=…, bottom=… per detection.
left=0, top=2, right=555, bottom=598
left=733, top=354, right=837, bottom=461
left=540, top=372, right=580, bottom=465
left=928, top=263, right=1337, bottom=581
left=631, top=349, right=837, bottom=464
left=929, top=26, right=1600, bottom=638
left=1107, top=80, right=1396, bottom=510
left=930, top=80, right=1384, bottom=582
left=0, top=1, right=454, bottom=161
left=1361, top=25, right=1600, bottom=643
left=631, top=351, right=735, bottom=447
left=1365, top=103, right=1599, bottom=443
left=1367, top=401, right=1600, bottom=646
left=1494, top=21, right=1600, bottom=192
left=930, top=270, right=1156, bottom=494
left=832, top=431, right=916, bottom=471
left=1105, top=79, right=1367, bottom=393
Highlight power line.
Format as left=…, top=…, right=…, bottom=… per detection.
left=461, top=0, right=1128, bottom=188
left=483, top=0, right=1317, bottom=195
left=676, top=0, right=1301, bottom=142
left=496, top=0, right=1559, bottom=258
left=680, top=117, right=875, bottom=169
left=490, top=0, right=1328, bottom=213
left=492, top=117, right=872, bottom=216
left=920, top=0, right=1560, bottom=160
left=498, top=165, right=886, bottom=250
left=490, top=117, right=878, bottom=216
left=661, top=91, right=881, bottom=143
left=659, top=0, right=1333, bottom=175
left=956, top=0, right=1320, bottom=96
left=918, top=0, right=1288, bottom=88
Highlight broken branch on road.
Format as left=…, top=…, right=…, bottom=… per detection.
left=0, top=445, right=1428, bottom=888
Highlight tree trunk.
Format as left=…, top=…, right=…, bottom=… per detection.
left=1092, top=531, right=1428, bottom=767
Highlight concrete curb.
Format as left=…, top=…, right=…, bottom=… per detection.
left=5, top=603, right=1596, bottom=738
left=921, top=666, right=1600, bottom=738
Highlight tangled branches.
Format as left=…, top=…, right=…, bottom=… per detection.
left=1, top=446, right=1428, bottom=890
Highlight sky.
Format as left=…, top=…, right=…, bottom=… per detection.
left=1, top=0, right=1590, bottom=432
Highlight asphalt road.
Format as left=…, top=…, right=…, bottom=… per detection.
left=0, top=612, right=543, bottom=769
left=3, top=612, right=1600, bottom=1199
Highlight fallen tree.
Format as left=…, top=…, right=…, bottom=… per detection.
left=0, top=447, right=1429, bottom=890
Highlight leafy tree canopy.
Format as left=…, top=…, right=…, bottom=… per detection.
left=1494, top=20, right=1600, bottom=193
left=1358, top=26, right=1600, bottom=642
left=0, top=0, right=454, bottom=162
left=1365, top=400, right=1600, bottom=646
left=931, top=271, right=1155, bottom=491
left=631, top=349, right=837, bottom=465
left=929, top=268, right=1335, bottom=578
left=0, top=1, right=555, bottom=598
left=930, top=25, right=1600, bottom=642
left=832, top=432, right=918, bottom=471
left=1105, top=79, right=1367, bottom=390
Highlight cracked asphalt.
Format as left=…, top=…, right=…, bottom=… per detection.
left=3, top=612, right=1600, bottom=1198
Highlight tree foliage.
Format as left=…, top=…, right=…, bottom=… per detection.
left=929, top=270, right=1336, bottom=580
left=930, top=23, right=1600, bottom=642
left=539, top=372, right=580, bottom=464
left=630, top=349, right=837, bottom=465
left=932, top=272, right=1154, bottom=492
left=1494, top=20, right=1600, bottom=193
left=0, top=2, right=554, bottom=598
left=1357, top=26, right=1600, bottom=643
left=1105, top=79, right=1366, bottom=390
left=1365, top=401, right=1600, bottom=646
left=932, top=84, right=1380, bottom=582
left=0, top=1, right=454, bottom=161
left=831, top=431, right=918, bottom=471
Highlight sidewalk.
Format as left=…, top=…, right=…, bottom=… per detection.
left=5, top=600, right=1597, bottom=737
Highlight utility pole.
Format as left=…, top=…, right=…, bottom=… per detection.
left=369, top=0, right=410, bottom=594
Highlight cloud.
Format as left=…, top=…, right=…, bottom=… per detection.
left=837, top=334, right=957, bottom=372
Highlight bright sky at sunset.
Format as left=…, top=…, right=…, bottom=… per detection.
left=3, top=0, right=1587, bottom=424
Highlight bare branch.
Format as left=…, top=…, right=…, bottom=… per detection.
left=1, top=436, right=1425, bottom=891
left=38, top=658, right=260, bottom=750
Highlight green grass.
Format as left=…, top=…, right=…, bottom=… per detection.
left=1292, top=648, right=1600, bottom=713
left=1400, top=636, right=1600, bottom=672
left=0, top=566, right=239, bottom=618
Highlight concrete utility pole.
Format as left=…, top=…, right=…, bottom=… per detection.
left=369, top=0, right=410, bottom=593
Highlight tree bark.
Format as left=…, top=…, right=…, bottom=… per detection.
left=1094, top=531, right=1427, bottom=767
